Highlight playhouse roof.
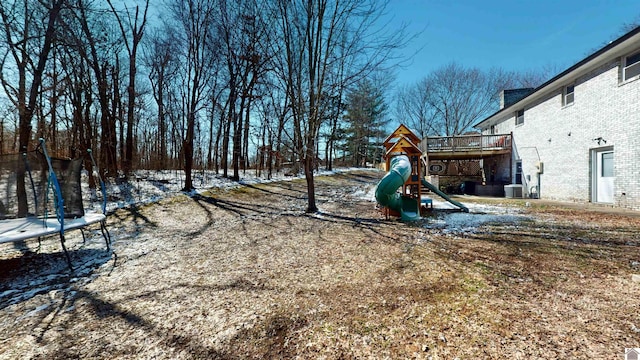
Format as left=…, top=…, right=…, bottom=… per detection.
left=384, top=134, right=421, bottom=157
left=383, top=124, right=421, bottom=146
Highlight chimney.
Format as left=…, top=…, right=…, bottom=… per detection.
left=500, top=88, right=534, bottom=109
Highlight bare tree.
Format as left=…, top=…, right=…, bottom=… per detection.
left=398, top=63, right=514, bottom=136
left=514, top=64, right=560, bottom=89
left=107, top=0, right=149, bottom=176
left=272, top=0, right=407, bottom=213
left=72, top=0, right=121, bottom=176
left=256, top=81, right=290, bottom=177
left=169, top=0, right=218, bottom=191
left=144, top=28, right=180, bottom=169
left=395, top=62, right=560, bottom=137
left=394, top=81, right=440, bottom=138
left=590, top=19, right=640, bottom=53
left=621, top=17, right=640, bottom=33
left=0, top=0, right=65, bottom=151
left=213, top=1, right=272, bottom=181
left=0, top=0, right=65, bottom=215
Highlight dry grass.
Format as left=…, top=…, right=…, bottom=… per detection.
left=1, top=170, right=639, bottom=359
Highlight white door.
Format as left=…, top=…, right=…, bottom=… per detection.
left=596, top=150, right=614, bottom=203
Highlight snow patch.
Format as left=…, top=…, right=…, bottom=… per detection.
left=24, top=303, right=50, bottom=317
left=426, top=202, right=529, bottom=235
left=99, top=168, right=352, bottom=213
left=352, top=185, right=377, bottom=202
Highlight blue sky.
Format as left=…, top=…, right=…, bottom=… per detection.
left=389, top=0, right=640, bottom=88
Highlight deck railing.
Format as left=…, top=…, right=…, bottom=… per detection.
left=419, top=133, right=512, bottom=153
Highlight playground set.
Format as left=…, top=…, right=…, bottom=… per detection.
left=375, top=125, right=468, bottom=220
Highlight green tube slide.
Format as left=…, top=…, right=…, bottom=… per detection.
left=375, top=155, right=421, bottom=221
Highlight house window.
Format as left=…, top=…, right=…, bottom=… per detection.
left=490, top=125, right=496, bottom=135
left=563, top=85, right=574, bottom=106
left=515, top=109, right=524, bottom=126
left=623, top=50, right=640, bottom=81
left=515, top=160, right=522, bottom=184
left=601, top=152, right=613, bottom=177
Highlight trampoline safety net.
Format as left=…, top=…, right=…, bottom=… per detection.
left=0, top=151, right=86, bottom=220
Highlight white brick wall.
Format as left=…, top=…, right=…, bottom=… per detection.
left=482, top=57, right=640, bottom=210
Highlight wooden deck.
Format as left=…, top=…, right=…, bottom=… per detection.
left=419, top=133, right=512, bottom=160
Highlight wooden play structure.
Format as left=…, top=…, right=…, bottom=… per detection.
left=376, top=124, right=468, bottom=220
left=381, top=125, right=426, bottom=213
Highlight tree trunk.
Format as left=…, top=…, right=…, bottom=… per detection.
left=242, top=96, right=252, bottom=172
left=231, top=93, right=244, bottom=181
left=12, top=0, right=65, bottom=216
left=304, top=145, right=317, bottom=213
left=214, top=103, right=226, bottom=174
left=183, top=110, right=195, bottom=191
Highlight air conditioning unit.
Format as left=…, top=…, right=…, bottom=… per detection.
left=504, top=184, right=524, bottom=198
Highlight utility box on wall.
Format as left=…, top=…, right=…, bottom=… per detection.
left=504, top=184, right=524, bottom=198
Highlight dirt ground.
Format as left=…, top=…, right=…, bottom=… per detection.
left=1, top=170, right=639, bottom=359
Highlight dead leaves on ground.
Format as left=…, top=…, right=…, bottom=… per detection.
left=1, top=171, right=639, bottom=359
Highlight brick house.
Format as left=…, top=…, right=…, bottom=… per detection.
left=474, top=26, right=640, bottom=210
